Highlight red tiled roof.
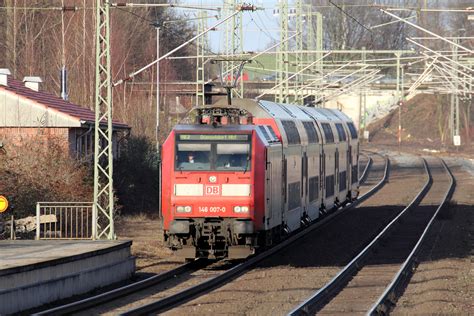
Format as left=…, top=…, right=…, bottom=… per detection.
left=1, top=75, right=129, bottom=129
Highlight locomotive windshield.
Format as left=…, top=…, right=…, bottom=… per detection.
left=176, top=134, right=251, bottom=171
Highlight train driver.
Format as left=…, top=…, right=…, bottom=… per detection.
left=187, top=153, right=195, bottom=163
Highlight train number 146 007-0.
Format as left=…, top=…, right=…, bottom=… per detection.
left=198, top=206, right=226, bottom=213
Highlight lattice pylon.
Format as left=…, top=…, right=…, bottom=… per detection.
left=294, top=0, right=303, bottom=105
left=276, top=0, right=289, bottom=103
left=223, top=0, right=244, bottom=98
left=93, top=0, right=114, bottom=240
left=196, top=11, right=207, bottom=107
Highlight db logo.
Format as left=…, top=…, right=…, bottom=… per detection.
left=205, top=185, right=220, bottom=195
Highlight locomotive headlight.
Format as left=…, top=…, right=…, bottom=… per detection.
left=233, top=206, right=249, bottom=213
left=176, top=206, right=192, bottom=213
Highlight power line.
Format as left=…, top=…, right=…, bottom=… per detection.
left=328, top=0, right=372, bottom=34
left=254, top=10, right=278, bottom=42
left=113, top=6, right=220, bottom=57
left=114, top=6, right=155, bottom=23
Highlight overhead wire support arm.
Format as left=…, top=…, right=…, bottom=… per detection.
left=406, top=38, right=473, bottom=73
left=112, top=4, right=259, bottom=87
left=317, top=70, right=382, bottom=104
left=294, top=62, right=356, bottom=102
left=380, top=9, right=474, bottom=54
left=369, top=15, right=416, bottom=29
left=255, top=52, right=332, bottom=100
left=206, top=32, right=299, bottom=85
left=109, top=2, right=221, bottom=11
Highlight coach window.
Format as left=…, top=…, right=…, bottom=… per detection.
left=176, top=143, right=211, bottom=170
left=346, top=122, right=358, bottom=139
left=281, top=120, right=301, bottom=145
left=303, top=121, right=319, bottom=144
left=335, top=123, right=347, bottom=142
left=321, top=123, right=334, bottom=143
left=216, top=143, right=250, bottom=171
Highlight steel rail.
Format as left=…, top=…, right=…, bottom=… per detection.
left=288, top=157, right=431, bottom=316
left=358, top=152, right=373, bottom=184
left=368, top=158, right=455, bottom=316
left=33, top=152, right=379, bottom=316
left=32, top=261, right=204, bottom=316
left=121, top=155, right=389, bottom=315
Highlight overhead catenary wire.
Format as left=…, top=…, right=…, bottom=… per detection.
left=113, top=5, right=257, bottom=87
left=115, top=4, right=221, bottom=58
left=256, top=52, right=332, bottom=100
left=328, top=0, right=373, bottom=34
left=254, top=10, right=278, bottom=42
left=381, top=9, right=474, bottom=54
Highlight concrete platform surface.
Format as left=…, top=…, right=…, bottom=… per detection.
left=0, top=240, right=130, bottom=272
left=0, top=240, right=135, bottom=314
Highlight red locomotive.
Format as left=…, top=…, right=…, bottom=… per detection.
left=161, top=98, right=359, bottom=260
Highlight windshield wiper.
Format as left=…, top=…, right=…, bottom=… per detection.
left=243, top=156, right=249, bottom=174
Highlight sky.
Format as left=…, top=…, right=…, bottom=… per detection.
left=178, top=1, right=283, bottom=53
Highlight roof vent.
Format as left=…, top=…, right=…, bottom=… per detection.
left=0, top=68, right=11, bottom=86
left=23, top=76, right=43, bottom=92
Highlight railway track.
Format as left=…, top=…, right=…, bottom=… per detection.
left=162, top=153, right=426, bottom=315
left=118, top=153, right=386, bottom=315
left=33, top=153, right=379, bottom=315
left=289, top=157, right=454, bottom=315
left=31, top=260, right=208, bottom=315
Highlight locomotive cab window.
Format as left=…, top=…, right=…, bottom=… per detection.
left=176, top=134, right=251, bottom=171
left=216, top=143, right=250, bottom=171
left=176, top=143, right=211, bottom=170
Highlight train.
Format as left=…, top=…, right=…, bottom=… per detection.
left=161, top=98, right=359, bottom=260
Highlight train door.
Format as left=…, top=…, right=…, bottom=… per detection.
left=263, top=145, right=283, bottom=244
left=335, top=148, right=339, bottom=204
left=265, top=157, right=272, bottom=225
left=272, top=150, right=283, bottom=228
left=305, top=146, right=319, bottom=221
left=301, top=151, right=308, bottom=222
left=286, top=151, right=302, bottom=231
left=347, top=144, right=352, bottom=197
left=320, top=150, right=325, bottom=211
left=282, top=154, right=287, bottom=225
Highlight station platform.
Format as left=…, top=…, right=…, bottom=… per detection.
left=0, top=240, right=135, bottom=314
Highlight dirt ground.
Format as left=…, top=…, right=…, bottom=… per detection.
left=115, top=214, right=179, bottom=274
left=366, top=93, right=474, bottom=156
left=114, top=152, right=473, bottom=315
left=163, top=156, right=429, bottom=315
left=392, top=163, right=474, bottom=314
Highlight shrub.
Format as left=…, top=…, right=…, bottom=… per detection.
left=0, top=136, right=93, bottom=219
left=114, top=135, right=159, bottom=216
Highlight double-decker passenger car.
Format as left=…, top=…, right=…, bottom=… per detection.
left=161, top=98, right=359, bottom=260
